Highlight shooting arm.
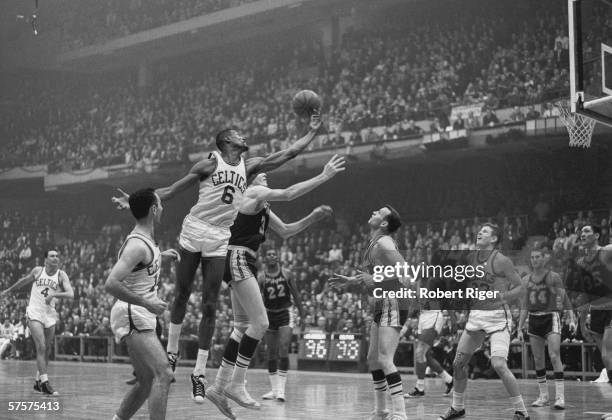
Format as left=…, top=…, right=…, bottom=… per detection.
left=155, top=157, right=216, bottom=201
left=286, top=271, right=304, bottom=316
left=246, top=129, right=319, bottom=175
left=104, top=241, right=151, bottom=308
left=247, top=173, right=331, bottom=203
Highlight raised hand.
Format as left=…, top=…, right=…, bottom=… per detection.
left=309, top=109, right=322, bottom=132
left=322, top=154, right=346, bottom=179
left=312, top=205, right=333, bottom=221
left=111, top=188, right=130, bottom=210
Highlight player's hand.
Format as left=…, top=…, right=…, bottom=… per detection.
left=322, top=154, right=346, bottom=179
left=44, top=294, right=56, bottom=305
left=517, top=329, right=524, bottom=342
left=111, top=188, right=130, bottom=210
left=161, top=249, right=181, bottom=263
left=328, top=273, right=355, bottom=291
left=0, top=290, right=8, bottom=298
left=146, top=297, right=168, bottom=316
left=312, top=205, right=333, bottom=220
left=355, top=269, right=374, bottom=288
left=308, top=109, right=322, bottom=132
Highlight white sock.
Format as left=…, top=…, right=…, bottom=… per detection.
left=440, top=370, right=452, bottom=384
left=40, top=374, right=48, bottom=383
left=415, top=378, right=425, bottom=390
left=167, top=322, right=182, bottom=354
left=269, top=372, right=278, bottom=392
left=510, top=395, right=527, bottom=414
left=215, top=359, right=234, bottom=389
left=452, top=391, right=465, bottom=410
left=537, top=376, right=548, bottom=398
left=555, top=379, right=564, bottom=399
left=35, top=371, right=40, bottom=381
left=193, top=349, right=209, bottom=376
left=278, top=372, right=287, bottom=393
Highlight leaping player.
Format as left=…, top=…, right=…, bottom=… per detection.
left=517, top=247, right=575, bottom=410
left=260, top=248, right=305, bottom=402
left=113, top=114, right=323, bottom=402
left=205, top=155, right=343, bottom=419
left=330, top=205, right=409, bottom=420
left=438, top=223, right=529, bottom=420
left=105, top=188, right=180, bottom=420
left=1, top=250, right=74, bottom=396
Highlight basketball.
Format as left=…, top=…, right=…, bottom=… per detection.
left=292, top=90, right=322, bottom=117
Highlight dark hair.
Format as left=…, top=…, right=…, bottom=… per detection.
left=215, top=128, right=237, bottom=151
left=481, top=222, right=502, bottom=246
left=383, top=204, right=402, bottom=234
left=128, top=188, right=157, bottom=220
left=44, top=249, right=58, bottom=258
left=583, top=224, right=602, bottom=236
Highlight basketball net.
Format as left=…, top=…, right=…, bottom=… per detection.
left=555, top=99, right=596, bottom=148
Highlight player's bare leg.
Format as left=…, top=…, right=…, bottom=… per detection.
left=275, top=325, right=292, bottom=401
left=166, top=248, right=200, bottom=378
left=529, top=335, right=549, bottom=407
left=377, top=326, right=405, bottom=420
left=29, top=320, right=57, bottom=395
left=114, top=332, right=173, bottom=420
left=222, top=277, right=267, bottom=409
left=367, top=323, right=389, bottom=420
left=439, top=329, right=483, bottom=420
left=546, top=333, right=565, bottom=409
left=405, top=340, right=428, bottom=398
left=262, top=329, right=279, bottom=400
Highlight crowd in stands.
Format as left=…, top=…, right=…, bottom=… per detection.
left=0, top=0, right=578, bottom=172
left=51, top=0, right=258, bottom=51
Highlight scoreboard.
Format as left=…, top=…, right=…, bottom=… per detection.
left=297, top=333, right=364, bottom=371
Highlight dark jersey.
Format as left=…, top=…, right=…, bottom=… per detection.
left=467, top=249, right=508, bottom=310
left=262, top=268, right=292, bottom=311
left=228, top=205, right=270, bottom=252
left=525, top=271, right=556, bottom=313
left=578, top=250, right=612, bottom=301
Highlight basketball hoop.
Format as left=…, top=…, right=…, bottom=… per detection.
left=555, top=99, right=596, bottom=148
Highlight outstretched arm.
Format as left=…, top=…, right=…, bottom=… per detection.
left=247, top=155, right=345, bottom=202
left=268, top=207, right=332, bottom=240
left=0, top=267, right=41, bottom=296
left=245, top=113, right=323, bottom=176
left=112, top=156, right=217, bottom=208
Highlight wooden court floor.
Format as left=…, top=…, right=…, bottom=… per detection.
left=1, top=360, right=611, bottom=419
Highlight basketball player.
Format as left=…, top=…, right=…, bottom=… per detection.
left=205, top=155, right=343, bottom=418
left=438, top=223, right=529, bottom=420
left=113, top=115, right=322, bottom=402
left=404, top=286, right=454, bottom=398
left=105, top=188, right=180, bottom=420
left=0, top=250, right=74, bottom=395
left=330, top=205, right=409, bottom=420
left=517, top=247, right=575, bottom=410
left=573, top=224, right=612, bottom=420
left=260, top=248, right=304, bottom=402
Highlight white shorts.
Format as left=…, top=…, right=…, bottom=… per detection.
left=110, top=301, right=156, bottom=343
left=178, top=214, right=231, bottom=257
left=26, top=305, right=57, bottom=329
left=417, top=310, right=443, bottom=335
left=466, top=309, right=511, bottom=359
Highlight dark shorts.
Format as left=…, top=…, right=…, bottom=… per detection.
left=590, top=310, right=612, bottom=335
left=528, top=312, right=561, bottom=338
left=223, top=246, right=257, bottom=284
left=267, top=309, right=293, bottom=331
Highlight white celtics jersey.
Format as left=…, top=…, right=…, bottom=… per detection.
left=117, top=233, right=161, bottom=302
left=189, top=151, right=247, bottom=228
left=28, top=267, right=62, bottom=312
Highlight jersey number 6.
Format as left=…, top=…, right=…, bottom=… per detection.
left=221, top=186, right=235, bottom=204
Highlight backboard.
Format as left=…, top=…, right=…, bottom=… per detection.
left=568, top=0, right=612, bottom=126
